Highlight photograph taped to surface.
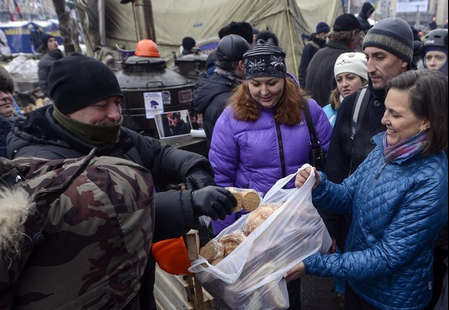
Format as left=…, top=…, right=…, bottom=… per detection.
left=155, top=110, right=193, bottom=139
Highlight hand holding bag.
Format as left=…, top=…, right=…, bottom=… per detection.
left=189, top=165, right=332, bottom=310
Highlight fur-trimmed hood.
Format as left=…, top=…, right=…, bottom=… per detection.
left=0, top=186, right=35, bottom=254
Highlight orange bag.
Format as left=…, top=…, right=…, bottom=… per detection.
left=152, top=236, right=192, bottom=275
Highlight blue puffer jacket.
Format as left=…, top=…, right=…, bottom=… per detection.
left=209, top=99, right=332, bottom=233
left=304, top=133, right=448, bottom=310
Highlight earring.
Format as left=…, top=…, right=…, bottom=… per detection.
left=419, top=127, right=428, bottom=134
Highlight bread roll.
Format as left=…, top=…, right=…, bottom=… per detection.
left=220, top=230, right=246, bottom=256
left=245, top=203, right=281, bottom=235
left=240, top=189, right=261, bottom=211
left=226, top=187, right=244, bottom=212
left=200, top=239, right=224, bottom=263
left=226, top=187, right=261, bottom=212
left=211, top=257, right=224, bottom=266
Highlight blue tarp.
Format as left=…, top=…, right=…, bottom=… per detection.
left=0, top=20, right=62, bottom=54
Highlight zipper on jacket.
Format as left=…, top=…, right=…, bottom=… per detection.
left=275, top=122, right=287, bottom=178
left=375, top=162, right=388, bottom=179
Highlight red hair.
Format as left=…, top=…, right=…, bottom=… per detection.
left=228, top=78, right=308, bottom=126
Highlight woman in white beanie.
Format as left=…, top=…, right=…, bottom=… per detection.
left=323, top=52, right=368, bottom=127
left=321, top=51, right=368, bottom=307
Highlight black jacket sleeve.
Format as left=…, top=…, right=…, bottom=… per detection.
left=324, top=93, right=356, bottom=183
left=126, top=129, right=213, bottom=191
left=298, top=44, right=315, bottom=88
left=153, top=190, right=198, bottom=242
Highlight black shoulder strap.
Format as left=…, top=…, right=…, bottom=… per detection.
left=351, top=86, right=370, bottom=139
left=303, top=101, right=321, bottom=147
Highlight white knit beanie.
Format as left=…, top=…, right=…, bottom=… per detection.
left=334, top=52, right=368, bottom=81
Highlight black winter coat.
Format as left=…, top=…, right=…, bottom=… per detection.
left=192, top=73, right=240, bottom=148
left=319, top=82, right=387, bottom=249
left=0, top=116, right=11, bottom=158
left=357, top=2, right=374, bottom=33
left=324, top=82, right=387, bottom=183
left=7, top=105, right=211, bottom=242
left=37, top=50, right=63, bottom=97
left=304, top=40, right=353, bottom=107
left=298, top=34, right=326, bottom=88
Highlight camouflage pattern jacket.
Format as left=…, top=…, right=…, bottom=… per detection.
left=0, top=151, right=155, bottom=310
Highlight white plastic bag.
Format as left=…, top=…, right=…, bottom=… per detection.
left=189, top=165, right=332, bottom=310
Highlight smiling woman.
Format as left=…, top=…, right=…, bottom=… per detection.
left=289, top=69, right=448, bottom=310
left=383, top=69, right=447, bottom=154
left=382, top=88, right=429, bottom=147
left=208, top=38, right=334, bottom=310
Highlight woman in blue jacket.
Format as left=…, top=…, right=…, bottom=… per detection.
left=288, top=69, right=448, bottom=310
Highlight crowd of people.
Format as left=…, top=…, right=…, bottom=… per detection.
left=1, top=2, right=448, bottom=310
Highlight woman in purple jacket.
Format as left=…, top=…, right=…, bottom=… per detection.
left=208, top=37, right=333, bottom=310
left=209, top=38, right=332, bottom=233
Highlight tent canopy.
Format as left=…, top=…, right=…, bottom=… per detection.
left=0, top=20, right=62, bottom=54
left=76, top=0, right=343, bottom=76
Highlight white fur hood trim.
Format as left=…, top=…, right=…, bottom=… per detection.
left=0, top=186, right=35, bottom=254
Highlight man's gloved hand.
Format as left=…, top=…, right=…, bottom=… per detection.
left=185, top=167, right=215, bottom=190
left=191, top=186, right=237, bottom=221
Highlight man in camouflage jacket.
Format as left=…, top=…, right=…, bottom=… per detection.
left=0, top=151, right=155, bottom=309
left=6, top=54, right=237, bottom=310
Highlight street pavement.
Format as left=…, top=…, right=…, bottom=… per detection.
left=209, top=275, right=343, bottom=310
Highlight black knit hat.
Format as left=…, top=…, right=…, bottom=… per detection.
left=48, top=53, right=123, bottom=114
left=182, top=37, right=196, bottom=50
left=333, top=14, right=361, bottom=32
left=316, top=22, right=331, bottom=34
left=243, top=39, right=287, bottom=80
left=41, top=33, right=55, bottom=50
left=363, top=18, right=414, bottom=64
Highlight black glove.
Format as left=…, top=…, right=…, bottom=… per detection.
left=191, top=186, right=237, bottom=221
left=185, top=167, right=215, bottom=190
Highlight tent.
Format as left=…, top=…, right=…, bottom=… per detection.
left=0, top=20, right=62, bottom=54
left=76, top=0, right=343, bottom=76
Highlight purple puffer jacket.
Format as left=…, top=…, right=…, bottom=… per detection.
left=209, top=99, right=333, bottom=234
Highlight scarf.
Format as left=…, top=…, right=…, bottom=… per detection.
left=383, top=131, right=429, bottom=163
left=52, top=106, right=123, bottom=149
left=214, top=67, right=243, bottom=84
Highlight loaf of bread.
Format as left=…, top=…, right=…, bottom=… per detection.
left=211, top=257, right=224, bottom=266
left=226, top=187, right=261, bottom=212
left=220, top=230, right=246, bottom=256
left=226, top=187, right=244, bottom=212
left=245, top=203, right=282, bottom=235
left=199, top=239, right=224, bottom=264
left=200, top=230, right=247, bottom=263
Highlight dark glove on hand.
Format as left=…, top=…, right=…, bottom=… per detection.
left=185, top=167, right=215, bottom=190
left=191, top=186, right=237, bottom=221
